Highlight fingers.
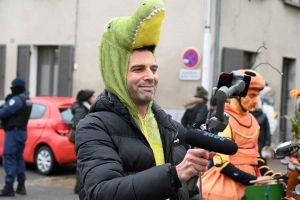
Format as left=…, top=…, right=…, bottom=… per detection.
left=187, top=148, right=210, bottom=159
left=209, top=152, right=216, bottom=159
left=176, top=148, right=214, bottom=182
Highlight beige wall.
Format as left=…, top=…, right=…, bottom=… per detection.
left=73, top=0, right=207, bottom=110
left=0, top=0, right=300, bottom=115
left=0, top=0, right=77, bottom=95
left=219, top=0, right=300, bottom=112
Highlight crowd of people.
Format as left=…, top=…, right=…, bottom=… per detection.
left=0, top=0, right=283, bottom=199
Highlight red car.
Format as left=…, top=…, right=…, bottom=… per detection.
left=0, top=96, right=77, bottom=175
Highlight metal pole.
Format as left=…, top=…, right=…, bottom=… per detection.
left=201, top=0, right=211, bottom=91
left=213, top=0, right=221, bottom=88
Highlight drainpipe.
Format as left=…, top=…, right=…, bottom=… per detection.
left=201, top=0, right=211, bottom=91
left=74, top=0, right=79, bottom=69
left=213, top=0, right=221, bottom=87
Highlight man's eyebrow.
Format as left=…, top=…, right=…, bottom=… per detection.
left=131, top=64, right=145, bottom=68
left=130, top=64, right=158, bottom=69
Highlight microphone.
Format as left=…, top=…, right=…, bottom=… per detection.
left=185, top=129, right=238, bottom=155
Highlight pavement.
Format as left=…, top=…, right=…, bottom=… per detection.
left=0, top=162, right=78, bottom=200
left=267, top=158, right=289, bottom=174
left=0, top=158, right=289, bottom=200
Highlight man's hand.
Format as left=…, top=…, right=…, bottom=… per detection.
left=176, top=149, right=215, bottom=182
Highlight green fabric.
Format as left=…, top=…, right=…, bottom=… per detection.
left=98, top=0, right=166, bottom=165
left=137, top=103, right=165, bottom=166
left=244, top=184, right=284, bottom=200
left=99, top=0, right=165, bottom=116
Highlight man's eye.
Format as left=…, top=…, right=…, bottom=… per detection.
left=132, top=67, right=142, bottom=72
left=151, top=67, right=158, bottom=73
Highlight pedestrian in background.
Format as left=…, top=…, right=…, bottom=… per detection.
left=259, top=86, right=278, bottom=136
left=0, top=77, right=32, bottom=197
left=207, top=96, right=217, bottom=121
left=251, top=97, right=271, bottom=164
left=69, top=89, right=95, bottom=194
left=181, top=86, right=208, bottom=130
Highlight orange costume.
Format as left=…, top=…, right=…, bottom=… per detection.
left=200, top=70, right=281, bottom=200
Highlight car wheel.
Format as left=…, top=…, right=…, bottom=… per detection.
left=35, top=146, right=57, bottom=175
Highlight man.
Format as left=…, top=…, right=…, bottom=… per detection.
left=75, top=0, right=214, bottom=199
left=0, top=77, right=32, bottom=197
left=200, top=70, right=281, bottom=200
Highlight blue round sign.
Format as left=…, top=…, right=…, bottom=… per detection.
left=182, top=48, right=200, bottom=69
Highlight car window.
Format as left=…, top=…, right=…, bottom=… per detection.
left=60, top=108, right=73, bottom=123
left=30, top=103, right=46, bottom=119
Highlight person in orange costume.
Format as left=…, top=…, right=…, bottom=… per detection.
left=200, top=69, right=281, bottom=200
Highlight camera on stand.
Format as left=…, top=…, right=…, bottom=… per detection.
left=203, top=71, right=251, bottom=134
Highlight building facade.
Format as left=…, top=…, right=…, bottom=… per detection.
left=0, top=0, right=300, bottom=143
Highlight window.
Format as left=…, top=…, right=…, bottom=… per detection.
left=37, top=46, right=59, bottom=96
left=60, top=108, right=73, bottom=123
left=221, top=48, right=256, bottom=73
left=37, top=45, right=74, bottom=97
left=30, top=103, right=46, bottom=119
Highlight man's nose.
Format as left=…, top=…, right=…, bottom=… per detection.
left=143, top=68, right=155, bottom=80
left=252, top=96, right=258, bottom=104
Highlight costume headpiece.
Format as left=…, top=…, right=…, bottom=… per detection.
left=237, top=69, right=265, bottom=91
left=98, top=0, right=165, bottom=114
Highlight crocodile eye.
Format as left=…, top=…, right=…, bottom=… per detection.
left=107, top=23, right=112, bottom=29
left=143, top=3, right=146, bottom=5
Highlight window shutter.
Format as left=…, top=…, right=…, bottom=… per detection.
left=58, top=45, right=74, bottom=97
left=17, top=45, right=31, bottom=88
left=221, top=48, right=244, bottom=72
left=0, top=45, right=6, bottom=99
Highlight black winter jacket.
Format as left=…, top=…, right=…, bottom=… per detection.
left=75, top=91, right=192, bottom=200
left=70, top=102, right=89, bottom=143
left=181, top=102, right=208, bottom=130
left=251, top=109, right=271, bottom=154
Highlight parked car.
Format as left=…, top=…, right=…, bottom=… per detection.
left=0, top=96, right=77, bottom=175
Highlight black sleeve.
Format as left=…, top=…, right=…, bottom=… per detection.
left=72, top=106, right=88, bottom=130
left=181, top=111, right=187, bottom=128
left=194, top=104, right=208, bottom=125
left=264, top=115, right=271, bottom=146
left=220, top=163, right=257, bottom=186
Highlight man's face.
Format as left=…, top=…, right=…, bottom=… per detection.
left=240, top=89, right=260, bottom=112
left=127, top=50, right=158, bottom=106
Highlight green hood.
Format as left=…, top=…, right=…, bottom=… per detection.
left=98, top=0, right=165, bottom=117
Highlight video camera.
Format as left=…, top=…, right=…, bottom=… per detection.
left=204, top=70, right=251, bottom=134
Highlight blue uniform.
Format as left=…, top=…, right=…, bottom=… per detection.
left=0, top=92, right=30, bottom=187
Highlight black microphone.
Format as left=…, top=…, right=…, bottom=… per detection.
left=185, top=129, right=238, bottom=155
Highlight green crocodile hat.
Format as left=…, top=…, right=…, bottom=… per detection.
left=99, top=0, right=165, bottom=115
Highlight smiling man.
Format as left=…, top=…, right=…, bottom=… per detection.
left=74, top=0, right=214, bottom=200
left=126, top=48, right=158, bottom=117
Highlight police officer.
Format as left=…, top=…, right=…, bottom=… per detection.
left=0, top=77, right=32, bottom=197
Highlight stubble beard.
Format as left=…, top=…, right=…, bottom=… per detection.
left=136, top=87, right=156, bottom=104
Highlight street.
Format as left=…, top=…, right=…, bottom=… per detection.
left=0, top=161, right=78, bottom=200
left=0, top=158, right=289, bottom=200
